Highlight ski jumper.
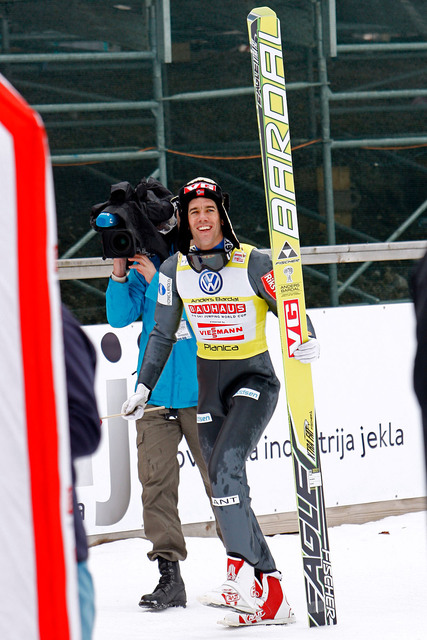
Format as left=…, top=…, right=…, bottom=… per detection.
left=139, top=244, right=314, bottom=571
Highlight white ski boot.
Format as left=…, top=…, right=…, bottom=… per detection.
left=218, top=570, right=296, bottom=626
left=198, top=555, right=261, bottom=613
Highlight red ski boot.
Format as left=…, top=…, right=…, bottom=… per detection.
left=218, top=571, right=295, bottom=626
left=199, top=555, right=260, bottom=613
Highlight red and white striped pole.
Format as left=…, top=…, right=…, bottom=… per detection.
left=0, top=75, right=81, bottom=640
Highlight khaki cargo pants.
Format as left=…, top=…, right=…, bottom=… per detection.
left=136, top=405, right=218, bottom=562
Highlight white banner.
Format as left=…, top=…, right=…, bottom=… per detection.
left=77, top=302, right=426, bottom=536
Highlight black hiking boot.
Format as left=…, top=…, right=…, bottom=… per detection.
left=139, top=557, right=187, bottom=610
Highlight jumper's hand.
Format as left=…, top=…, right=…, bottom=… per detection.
left=121, top=383, right=151, bottom=420
left=290, top=338, right=320, bottom=364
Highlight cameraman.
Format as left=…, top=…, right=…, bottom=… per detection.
left=106, top=220, right=218, bottom=611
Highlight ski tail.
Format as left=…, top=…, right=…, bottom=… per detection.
left=247, top=6, right=337, bottom=626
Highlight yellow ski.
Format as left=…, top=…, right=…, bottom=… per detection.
left=247, top=6, right=337, bottom=626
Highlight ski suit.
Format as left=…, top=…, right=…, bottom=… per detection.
left=138, top=243, right=315, bottom=571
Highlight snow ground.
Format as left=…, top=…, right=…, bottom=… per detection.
left=90, top=511, right=427, bottom=640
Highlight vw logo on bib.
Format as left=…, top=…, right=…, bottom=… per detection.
left=199, top=271, right=223, bottom=294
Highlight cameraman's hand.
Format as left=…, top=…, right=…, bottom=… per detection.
left=129, top=254, right=157, bottom=283
left=121, top=383, right=150, bottom=421
left=112, top=258, right=127, bottom=278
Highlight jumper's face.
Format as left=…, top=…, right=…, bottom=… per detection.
left=187, top=197, right=223, bottom=250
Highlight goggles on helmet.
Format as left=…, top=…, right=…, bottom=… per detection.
left=156, top=214, right=177, bottom=235
left=187, top=248, right=230, bottom=273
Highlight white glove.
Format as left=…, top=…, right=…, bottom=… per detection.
left=290, top=338, right=320, bottom=364
left=121, top=383, right=150, bottom=421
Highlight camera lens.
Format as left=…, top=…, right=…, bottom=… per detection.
left=100, top=229, right=136, bottom=258
left=111, top=231, right=132, bottom=254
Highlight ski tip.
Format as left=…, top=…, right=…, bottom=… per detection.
left=247, top=6, right=277, bottom=21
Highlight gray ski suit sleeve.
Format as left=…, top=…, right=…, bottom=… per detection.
left=137, top=253, right=183, bottom=391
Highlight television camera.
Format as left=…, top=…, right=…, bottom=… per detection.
left=90, top=177, right=175, bottom=261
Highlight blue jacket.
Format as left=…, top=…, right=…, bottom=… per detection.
left=106, top=254, right=198, bottom=408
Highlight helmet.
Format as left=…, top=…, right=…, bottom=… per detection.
left=176, top=177, right=239, bottom=254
